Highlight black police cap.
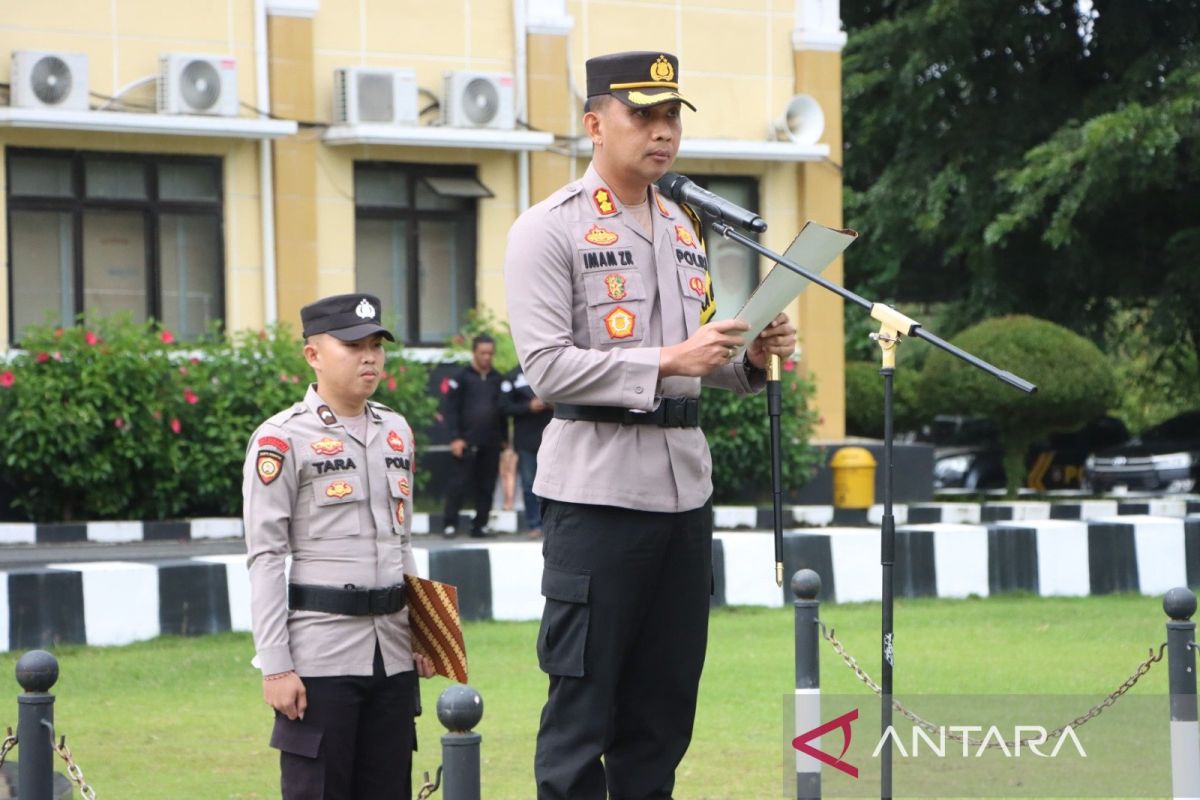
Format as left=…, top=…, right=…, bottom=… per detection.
left=585, top=51, right=696, bottom=112
left=301, top=294, right=394, bottom=342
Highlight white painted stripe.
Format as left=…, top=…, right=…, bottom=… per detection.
left=825, top=528, right=883, bottom=603
left=412, top=547, right=431, bottom=580
left=1170, top=720, right=1200, bottom=797
left=86, top=521, right=143, bottom=543
left=792, top=506, right=835, bottom=527
left=1144, top=498, right=1187, bottom=518
left=1073, top=500, right=1119, bottom=519
left=48, top=562, right=159, bottom=646
left=713, top=506, right=758, bottom=529
left=490, top=510, right=519, bottom=534
left=914, top=503, right=982, bottom=524
left=1004, top=520, right=1092, bottom=597
left=986, top=501, right=1051, bottom=521
left=190, top=518, right=244, bottom=539
left=411, top=513, right=431, bottom=535
left=795, top=688, right=822, bottom=774
left=868, top=505, right=908, bottom=526
left=195, top=555, right=253, bottom=632
left=716, top=532, right=784, bottom=607
left=917, top=524, right=988, bottom=598
left=1122, top=516, right=1186, bottom=595
left=485, top=542, right=544, bottom=621
left=0, top=524, right=36, bottom=544
left=0, top=571, right=8, bottom=651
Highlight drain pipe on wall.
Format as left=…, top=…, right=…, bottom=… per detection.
left=514, top=0, right=531, bottom=213
left=255, top=0, right=279, bottom=325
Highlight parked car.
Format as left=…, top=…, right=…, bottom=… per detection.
left=1084, top=410, right=1200, bottom=494
left=927, top=415, right=1129, bottom=491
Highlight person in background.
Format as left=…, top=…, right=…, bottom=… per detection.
left=499, top=363, right=553, bottom=538
left=440, top=333, right=506, bottom=537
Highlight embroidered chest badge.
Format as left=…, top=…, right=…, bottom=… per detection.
left=604, top=273, right=628, bottom=301
left=584, top=224, right=619, bottom=246
left=326, top=479, right=353, bottom=499
left=397, top=476, right=411, bottom=496
left=311, top=437, right=344, bottom=456
left=689, top=275, right=706, bottom=297
left=387, top=430, right=406, bottom=452
left=395, top=499, right=406, bottom=526
left=593, top=187, right=617, bottom=216
left=675, top=225, right=697, bottom=248
left=604, top=306, right=636, bottom=339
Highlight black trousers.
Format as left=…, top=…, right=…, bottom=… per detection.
left=271, top=644, right=417, bottom=800
left=443, top=443, right=502, bottom=532
left=534, top=499, right=713, bottom=800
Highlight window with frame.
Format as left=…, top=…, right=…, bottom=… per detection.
left=354, top=163, right=489, bottom=346
left=690, top=175, right=761, bottom=316
left=6, top=149, right=225, bottom=342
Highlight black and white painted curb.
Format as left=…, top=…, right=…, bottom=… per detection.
left=3, top=513, right=1197, bottom=653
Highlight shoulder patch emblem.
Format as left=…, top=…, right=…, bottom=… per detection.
left=593, top=188, right=617, bottom=216
left=604, top=273, right=628, bottom=301
left=604, top=306, right=636, bottom=339
left=584, top=224, right=619, bottom=246
left=311, top=437, right=344, bottom=456
left=326, top=479, right=353, bottom=499
left=675, top=225, right=697, bottom=248
left=387, top=430, right=406, bottom=453
left=256, top=451, right=284, bottom=485
left=258, top=435, right=289, bottom=453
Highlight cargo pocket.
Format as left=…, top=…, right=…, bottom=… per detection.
left=270, top=714, right=323, bottom=759
left=537, top=564, right=590, bottom=678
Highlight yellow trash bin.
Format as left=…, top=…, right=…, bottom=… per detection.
left=830, top=447, right=877, bottom=509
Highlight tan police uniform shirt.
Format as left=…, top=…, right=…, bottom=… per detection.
left=243, top=384, right=417, bottom=678
left=504, top=163, right=764, bottom=513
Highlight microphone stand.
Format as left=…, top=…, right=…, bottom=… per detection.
left=768, top=353, right=784, bottom=586
left=708, top=219, right=1036, bottom=799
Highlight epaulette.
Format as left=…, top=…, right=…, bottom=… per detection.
left=546, top=182, right=584, bottom=210
left=679, top=202, right=707, bottom=250
left=265, top=403, right=306, bottom=428
left=367, top=399, right=396, bottom=416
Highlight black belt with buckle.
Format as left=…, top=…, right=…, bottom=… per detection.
left=288, top=582, right=408, bottom=616
left=553, top=397, right=700, bottom=428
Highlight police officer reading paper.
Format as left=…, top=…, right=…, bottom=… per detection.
left=243, top=294, right=435, bottom=800
left=504, top=52, right=797, bottom=799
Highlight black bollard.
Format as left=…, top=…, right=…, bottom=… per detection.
left=793, top=569, right=821, bottom=800
left=1164, top=587, right=1199, bottom=798
left=437, top=684, right=483, bottom=800
left=16, top=650, right=59, bottom=800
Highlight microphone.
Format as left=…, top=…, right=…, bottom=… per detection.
left=655, top=172, right=768, bottom=233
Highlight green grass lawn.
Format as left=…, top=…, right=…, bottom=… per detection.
left=0, top=593, right=1175, bottom=799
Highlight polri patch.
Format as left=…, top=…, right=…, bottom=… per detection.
left=311, top=437, right=344, bottom=456
left=604, top=306, right=636, bottom=339
left=387, top=430, right=406, bottom=452
left=258, top=435, right=289, bottom=453
left=604, top=273, right=628, bottom=301
left=256, top=450, right=284, bottom=485
left=593, top=187, right=617, bottom=216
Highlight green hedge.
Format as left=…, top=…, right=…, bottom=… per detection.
left=843, top=360, right=922, bottom=437
left=0, top=318, right=436, bottom=522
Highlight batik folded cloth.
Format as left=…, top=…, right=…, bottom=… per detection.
left=404, top=575, right=468, bottom=683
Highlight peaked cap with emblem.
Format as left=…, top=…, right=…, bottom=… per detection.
left=301, top=293, right=394, bottom=342
left=586, top=51, right=696, bottom=112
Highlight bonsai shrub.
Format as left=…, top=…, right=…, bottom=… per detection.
left=916, top=315, right=1116, bottom=496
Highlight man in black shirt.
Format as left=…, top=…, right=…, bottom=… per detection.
left=441, top=334, right=506, bottom=537
left=499, top=365, right=553, bottom=537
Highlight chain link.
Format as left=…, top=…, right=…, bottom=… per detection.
left=0, top=728, right=15, bottom=770
left=51, top=735, right=97, bottom=800
left=817, top=620, right=1167, bottom=750
left=416, top=765, right=443, bottom=800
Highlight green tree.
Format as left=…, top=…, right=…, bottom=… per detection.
left=917, top=315, right=1116, bottom=496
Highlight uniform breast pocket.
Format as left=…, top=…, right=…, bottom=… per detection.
left=677, top=266, right=710, bottom=334
left=387, top=470, right=413, bottom=535
left=582, top=268, right=647, bottom=347
left=309, top=475, right=365, bottom=538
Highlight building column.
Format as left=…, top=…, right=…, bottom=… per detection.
left=267, top=1, right=319, bottom=329
left=793, top=0, right=848, bottom=439
left=525, top=0, right=575, bottom=206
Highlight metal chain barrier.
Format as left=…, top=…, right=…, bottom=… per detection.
left=0, top=727, right=15, bottom=770
left=51, top=735, right=97, bottom=800
left=416, top=765, right=443, bottom=799
left=817, top=619, right=1167, bottom=750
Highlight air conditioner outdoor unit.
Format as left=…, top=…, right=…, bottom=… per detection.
left=333, top=67, right=418, bottom=125
left=442, top=71, right=514, bottom=130
left=10, top=50, right=89, bottom=111
left=157, top=53, right=238, bottom=116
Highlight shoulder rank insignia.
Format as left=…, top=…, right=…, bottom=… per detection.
left=311, top=437, right=344, bottom=456
left=593, top=187, right=617, bottom=216
left=654, top=192, right=671, bottom=218
left=584, top=224, right=619, bottom=246
left=316, top=404, right=338, bottom=426
left=604, top=306, right=636, bottom=339
left=256, top=450, right=284, bottom=485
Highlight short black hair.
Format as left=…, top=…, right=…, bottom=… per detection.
left=583, top=94, right=612, bottom=114
left=472, top=333, right=495, bottom=350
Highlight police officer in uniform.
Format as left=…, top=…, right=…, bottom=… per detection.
left=243, top=293, right=435, bottom=800
left=504, top=52, right=798, bottom=799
